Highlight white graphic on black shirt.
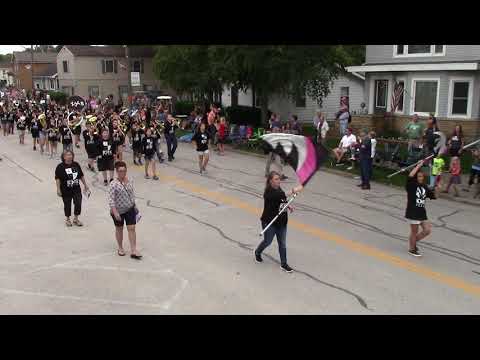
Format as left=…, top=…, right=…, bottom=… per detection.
left=416, top=187, right=426, bottom=207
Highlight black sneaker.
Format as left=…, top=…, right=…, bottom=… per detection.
left=254, top=250, right=263, bottom=263
left=168, top=157, right=173, bottom=162
left=281, top=264, right=294, bottom=273
left=408, top=248, right=422, bottom=257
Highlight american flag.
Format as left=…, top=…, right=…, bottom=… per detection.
left=390, top=81, right=404, bottom=113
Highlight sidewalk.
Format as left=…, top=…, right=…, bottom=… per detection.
left=224, top=144, right=480, bottom=208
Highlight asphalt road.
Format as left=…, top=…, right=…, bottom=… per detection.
left=1, top=133, right=480, bottom=314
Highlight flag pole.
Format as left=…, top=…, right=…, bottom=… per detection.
left=259, top=193, right=298, bottom=236
left=387, top=137, right=480, bottom=179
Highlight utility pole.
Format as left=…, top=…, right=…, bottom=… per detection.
left=30, top=44, right=34, bottom=99
left=125, top=45, right=131, bottom=105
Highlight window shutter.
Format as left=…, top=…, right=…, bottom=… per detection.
left=114, top=60, right=118, bottom=74
left=141, top=59, right=144, bottom=74
left=101, top=60, right=105, bottom=74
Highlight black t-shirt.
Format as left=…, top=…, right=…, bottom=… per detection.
left=112, top=129, right=125, bottom=146
left=359, top=137, right=372, bottom=160
left=131, top=128, right=144, bottom=145
left=60, top=125, right=72, bottom=144
left=47, top=127, right=59, bottom=141
left=192, top=131, right=210, bottom=152
left=55, top=161, right=84, bottom=196
left=425, top=127, right=436, bottom=153
left=260, top=187, right=288, bottom=226
left=83, top=130, right=99, bottom=155
left=30, top=119, right=42, bottom=135
left=97, top=139, right=116, bottom=160
left=142, top=136, right=156, bottom=156
left=405, top=177, right=435, bottom=221
left=16, top=117, right=27, bottom=130
left=450, top=135, right=462, bottom=152
left=207, top=124, right=217, bottom=138
left=164, top=120, right=177, bottom=136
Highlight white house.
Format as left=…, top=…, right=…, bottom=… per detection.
left=221, top=72, right=365, bottom=122
left=0, top=62, right=14, bottom=88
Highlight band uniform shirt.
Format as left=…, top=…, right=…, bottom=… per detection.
left=192, top=131, right=210, bottom=152
left=55, top=161, right=84, bottom=196
left=405, top=177, right=435, bottom=221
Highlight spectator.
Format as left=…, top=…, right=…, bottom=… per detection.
left=424, top=115, right=439, bottom=156
left=337, top=105, right=350, bottom=136
left=265, top=127, right=287, bottom=180
left=369, top=131, right=377, bottom=182
left=404, top=114, right=424, bottom=153
left=108, top=161, right=142, bottom=259
left=290, top=115, right=302, bottom=135
left=465, top=148, right=480, bottom=193
left=316, top=112, right=329, bottom=145
left=430, top=153, right=445, bottom=197
left=447, top=125, right=464, bottom=157
left=333, top=127, right=357, bottom=165
left=358, top=131, right=372, bottom=190
left=269, top=113, right=282, bottom=131
left=312, top=110, right=324, bottom=143
left=443, top=156, right=461, bottom=197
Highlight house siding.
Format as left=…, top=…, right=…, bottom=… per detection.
left=221, top=74, right=365, bottom=123
left=366, top=45, right=480, bottom=64
left=366, top=70, right=480, bottom=119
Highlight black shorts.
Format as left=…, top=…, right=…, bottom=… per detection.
left=111, top=207, right=137, bottom=227
left=144, top=153, right=155, bottom=161
left=97, top=158, right=114, bottom=171
left=86, top=152, right=97, bottom=160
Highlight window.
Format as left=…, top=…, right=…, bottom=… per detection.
left=62, top=60, right=68, bottom=73
left=88, top=86, right=100, bottom=98
left=133, top=60, right=141, bottom=72
left=102, top=59, right=118, bottom=74
left=394, top=45, right=445, bottom=57
left=295, top=92, right=306, bottom=108
left=449, top=79, right=472, bottom=117
left=375, top=80, right=388, bottom=108
left=394, top=80, right=405, bottom=113
left=412, top=79, right=439, bottom=116
left=231, top=86, right=239, bottom=106
left=50, top=79, right=56, bottom=90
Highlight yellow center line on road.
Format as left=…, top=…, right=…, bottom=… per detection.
left=134, top=161, right=480, bottom=299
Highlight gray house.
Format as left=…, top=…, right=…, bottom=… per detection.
left=347, top=45, right=480, bottom=120
left=57, top=45, right=164, bottom=103
left=221, top=72, right=365, bottom=122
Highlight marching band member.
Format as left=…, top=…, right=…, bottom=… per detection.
left=59, top=117, right=73, bottom=153
left=16, top=112, right=27, bottom=145
left=142, top=128, right=158, bottom=180
left=150, top=119, right=165, bottom=163
left=111, top=118, right=126, bottom=162
left=83, top=122, right=100, bottom=172
left=164, top=114, right=178, bottom=162
left=192, top=122, right=210, bottom=175
left=96, top=128, right=117, bottom=186
left=30, top=113, right=42, bottom=152
left=47, top=118, right=60, bottom=159
left=130, top=122, right=144, bottom=165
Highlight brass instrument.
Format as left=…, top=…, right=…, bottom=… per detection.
left=38, top=113, right=47, bottom=128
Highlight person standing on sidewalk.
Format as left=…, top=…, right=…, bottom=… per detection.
left=108, top=161, right=142, bottom=260
left=358, top=131, right=372, bottom=190
left=164, top=115, right=178, bottom=162
left=443, top=156, right=462, bottom=197
left=404, top=114, right=424, bottom=153
left=254, top=171, right=303, bottom=273
left=55, top=150, right=90, bottom=227
left=405, top=160, right=435, bottom=257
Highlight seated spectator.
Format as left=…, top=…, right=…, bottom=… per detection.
left=333, top=127, right=357, bottom=164
left=290, top=115, right=302, bottom=135
left=270, top=113, right=282, bottom=131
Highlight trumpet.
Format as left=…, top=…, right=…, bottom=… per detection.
left=38, top=113, right=47, bottom=129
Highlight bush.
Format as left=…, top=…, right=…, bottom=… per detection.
left=174, top=100, right=195, bottom=116
left=225, top=105, right=262, bottom=127
left=48, top=90, right=67, bottom=105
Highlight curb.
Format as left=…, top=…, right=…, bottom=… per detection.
left=226, top=145, right=480, bottom=208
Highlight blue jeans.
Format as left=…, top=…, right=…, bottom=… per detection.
left=339, top=120, right=348, bottom=136
left=256, top=222, right=287, bottom=266
left=165, top=134, right=177, bottom=159
left=360, top=158, right=372, bottom=186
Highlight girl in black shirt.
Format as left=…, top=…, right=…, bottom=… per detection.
left=30, top=115, right=42, bottom=151
left=59, top=119, right=73, bottom=153
left=55, top=150, right=90, bottom=227
left=111, top=119, right=125, bottom=162
left=405, top=160, right=435, bottom=257
left=16, top=113, right=27, bottom=145
left=46, top=118, right=60, bottom=159
left=96, top=129, right=117, bottom=186
left=131, top=122, right=144, bottom=165
left=192, top=123, right=210, bottom=175
left=83, top=123, right=100, bottom=171
left=254, top=171, right=303, bottom=273
left=142, top=128, right=158, bottom=180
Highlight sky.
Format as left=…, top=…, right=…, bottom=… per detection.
left=0, top=45, right=30, bottom=55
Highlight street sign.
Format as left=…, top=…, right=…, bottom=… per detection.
left=131, top=72, right=141, bottom=87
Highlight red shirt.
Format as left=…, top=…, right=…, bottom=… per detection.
left=219, top=123, right=226, bottom=138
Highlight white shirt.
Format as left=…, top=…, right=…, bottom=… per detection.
left=340, top=134, right=356, bottom=149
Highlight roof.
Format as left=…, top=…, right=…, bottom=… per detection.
left=13, top=51, right=57, bottom=64
left=33, top=63, right=58, bottom=77
left=347, top=62, right=479, bottom=73
left=63, top=45, right=156, bottom=58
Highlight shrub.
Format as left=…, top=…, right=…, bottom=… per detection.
left=225, top=105, right=262, bottom=127
left=174, top=100, right=195, bottom=115
left=48, top=90, right=67, bottom=105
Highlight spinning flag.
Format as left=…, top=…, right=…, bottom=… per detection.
left=261, top=133, right=328, bottom=185
left=433, top=131, right=447, bottom=155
